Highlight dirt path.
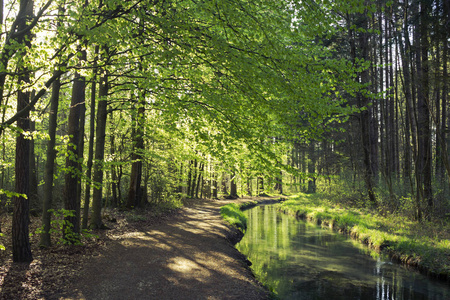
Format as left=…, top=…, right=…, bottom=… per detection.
left=60, top=199, right=269, bottom=300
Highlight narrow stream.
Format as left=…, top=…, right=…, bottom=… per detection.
left=236, top=205, right=450, bottom=300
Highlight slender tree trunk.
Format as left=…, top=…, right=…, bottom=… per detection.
left=230, top=171, right=237, bottom=198
left=398, top=17, right=414, bottom=188
left=307, top=141, right=316, bottom=193
left=222, top=172, right=228, bottom=195
left=212, top=164, right=218, bottom=198
left=127, top=97, right=145, bottom=209
left=440, top=15, right=450, bottom=186
left=195, top=163, right=204, bottom=198
left=110, top=133, right=118, bottom=207
left=415, top=0, right=432, bottom=219
left=90, top=70, right=108, bottom=229
left=40, top=77, right=61, bottom=247
left=82, top=46, right=98, bottom=229
left=258, top=176, right=264, bottom=195
left=190, top=160, right=198, bottom=198
left=63, top=64, right=86, bottom=240
left=29, top=102, right=38, bottom=210
left=76, top=85, right=86, bottom=223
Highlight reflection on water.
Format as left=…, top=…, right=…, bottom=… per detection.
left=236, top=205, right=450, bottom=300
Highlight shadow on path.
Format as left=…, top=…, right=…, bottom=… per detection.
left=60, top=199, right=268, bottom=300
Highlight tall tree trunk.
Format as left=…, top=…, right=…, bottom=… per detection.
left=127, top=97, right=145, bottom=209
left=82, top=46, right=99, bottom=229
left=415, top=0, right=432, bottom=220
left=441, top=16, right=450, bottom=187
left=190, top=160, right=198, bottom=198
left=348, top=11, right=377, bottom=205
left=110, top=133, right=118, bottom=207
left=258, top=176, right=264, bottom=195
left=195, top=163, right=204, bottom=198
left=40, top=77, right=61, bottom=247
left=76, top=84, right=86, bottom=223
left=398, top=14, right=414, bottom=189
left=90, top=70, right=108, bottom=229
left=212, top=164, right=218, bottom=198
left=12, top=0, right=34, bottom=262
left=63, top=49, right=86, bottom=241
left=187, top=160, right=192, bottom=197
left=230, top=171, right=237, bottom=198
left=307, top=141, right=316, bottom=194
left=13, top=89, right=32, bottom=262
left=438, top=0, right=450, bottom=189
left=29, top=95, right=38, bottom=211
left=222, top=172, right=228, bottom=195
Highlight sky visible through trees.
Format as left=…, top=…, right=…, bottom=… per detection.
left=0, top=0, right=448, bottom=263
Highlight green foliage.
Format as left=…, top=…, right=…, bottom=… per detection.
left=0, top=189, right=27, bottom=200
left=35, top=209, right=97, bottom=245
left=0, top=233, right=4, bottom=251
left=220, top=203, right=248, bottom=232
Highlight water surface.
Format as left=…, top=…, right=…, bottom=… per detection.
left=236, top=205, right=450, bottom=300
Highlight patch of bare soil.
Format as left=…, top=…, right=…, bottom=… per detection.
left=1, top=198, right=269, bottom=299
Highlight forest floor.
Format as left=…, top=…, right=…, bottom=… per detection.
left=0, top=197, right=270, bottom=299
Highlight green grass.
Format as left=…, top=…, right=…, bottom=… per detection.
left=220, top=202, right=257, bottom=232
left=278, top=192, right=450, bottom=279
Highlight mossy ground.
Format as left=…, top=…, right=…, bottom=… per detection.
left=278, top=193, right=450, bottom=279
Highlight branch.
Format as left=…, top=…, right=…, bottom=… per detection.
left=0, top=51, right=74, bottom=134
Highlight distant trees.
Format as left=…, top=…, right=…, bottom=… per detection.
left=290, top=0, right=449, bottom=220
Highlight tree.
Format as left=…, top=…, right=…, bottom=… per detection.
left=12, top=0, right=35, bottom=263
left=63, top=48, right=87, bottom=241
left=90, top=68, right=108, bottom=229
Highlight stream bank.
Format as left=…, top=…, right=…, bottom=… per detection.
left=278, top=193, right=450, bottom=282
left=237, top=204, right=450, bottom=300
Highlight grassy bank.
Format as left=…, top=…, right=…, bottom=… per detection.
left=278, top=193, right=450, bottom=280
left=220, top=201, right=258, bottom=232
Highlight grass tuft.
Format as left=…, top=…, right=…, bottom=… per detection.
left=220, top=203, right=248, bottom=232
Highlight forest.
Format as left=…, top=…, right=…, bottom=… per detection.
left=0, top=0, right=448, bottom=270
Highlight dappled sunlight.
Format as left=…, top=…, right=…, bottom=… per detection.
left=166, top=256, right=212, bottom=281
left=61, top=199, right=267, bottom=299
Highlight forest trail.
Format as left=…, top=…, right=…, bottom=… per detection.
left=60, top=199, right=268, bottom=300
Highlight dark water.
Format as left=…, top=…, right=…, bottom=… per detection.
left=236, top=205, right=450, bottom=300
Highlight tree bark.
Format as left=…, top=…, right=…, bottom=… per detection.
left=90, top=70, right=108, bottom=229
left=63, top=67, right=86, bottom=240
left=40, top=77, right=61, bottom=247
left=415, top=0, right=432, bottom=219
left=12, top=0, right=34, bottom=263
left=348, top=11, right=377, bottom=205
left=307, top=141, right=316, bottom=194
left=127, top=98, right=145, bottom=208
left=82, top=46, right=98, bottom=229
left=230, top=171, right=237, bottom=198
